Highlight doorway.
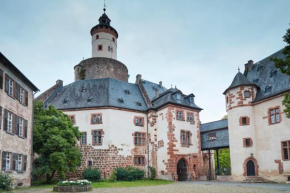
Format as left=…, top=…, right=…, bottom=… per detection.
left=246, top=160, right=255, bottom=176
left=177, top=158, right=187, bottom=181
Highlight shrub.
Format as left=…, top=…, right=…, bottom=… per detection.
left=0, top=173, right=13, bottom=191
left=82, top=167, right=101, bottom=182
left=108, top=170, right=117, bottom=182
left=149, top=166, right=156, bottom=179
left=115, top=166, right=145, bottom=181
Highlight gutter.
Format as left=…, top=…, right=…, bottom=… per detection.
left=147, top=114, right=150, bottom=178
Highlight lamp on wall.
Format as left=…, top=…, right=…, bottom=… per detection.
left=250, top=153, right=254, bottom=157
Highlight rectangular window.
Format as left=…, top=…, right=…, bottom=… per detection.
left=108, top=46, right=113, bottom=53
left=245, top=139, right=251, bottom=147
left=208, top=133, right=216, bottom=141
left=181, top=130, right=191, bottom=146
left=134, top=156, right=145, bottom=166
left=0, top=69, right=3, bottom=90
left=17, top=154, right=22, bottom=171
left=282, top=141, right=290, bottom=161
left=244, top=91, right=250, bottom=98
left=88, top=161, right=93, bottom=167
left=187, top=113, right=194, bottom=122
left=2, top=152, right=11, bottom=171
left=98, top=45, right=103, bottom=51
left=242, top=117, right=247, bottom=125
left=270, top=108, right=281, bottom=124
left=134, top=132, right=146, bottom=146
left=134, top=117, right=144, bottom=127
left=81, top=132, right=86, bottom=145
left=19, top=117, right=23, bottom=137
left=8, top=78, right=13, bottom=96
left=7, top=111, right=13, bottom=133
left=19, top=87, right=24, bottom=104
left=91, top=114, right=102, bottom=124
left=92, top=130, right=103, bottom=145
left=176, top=111, right=183, bottom=121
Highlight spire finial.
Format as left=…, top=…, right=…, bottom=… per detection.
left=103, top=0, right=106, bottom=13
left=238, top=66, right=240, bottom=72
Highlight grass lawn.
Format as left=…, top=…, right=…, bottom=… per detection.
left=25, top=179, right=173, bottom=190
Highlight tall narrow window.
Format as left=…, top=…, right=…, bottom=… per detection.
left=134, top=132, right=146, bottom=146
left=181, top=130, right=191, bottom=146
left=8, top=78, right=13, bottom=96
left=112, top=37, right=115, bottom=42
left=176, top=111, right=183, bottom=121
left=17, top=155, right=22, bottom=171
left=92, top=130, right=103, bottom=146
left=81, top=132, right=86, bottom=145
left=96, top=35, right=99, bottom=39
left=269, top=108, right=281, bottom=124
left=7, top=111, right=13, bottom=133
left=19, top=87, right=24, bottom=104
left=108, top=46, right=113, bottom=53
left=187, top=113, right=194, bottom=122
left=98, top=45, right=103, bottom=51
left=282, top=141, right=290, bottom=161
left=88, top=160, right=93, bottom=167
left=2, top=152, right=11, bottom=171
left=19, top=117, right=23, bottom=137
left=69, top=115, right=76, bottom=125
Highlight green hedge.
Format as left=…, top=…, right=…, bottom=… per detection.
left=0, top=173, right=13, bottom=191
left=115, top=166, right=145, bottom=181
left=82, top=167, right=101, bottom=182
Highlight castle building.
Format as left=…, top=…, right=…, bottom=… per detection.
left=0, top=53, right=39, bottom=187
left=36, top=8, right=211, bottom=181
left=223, top=50, right=290, bottom=182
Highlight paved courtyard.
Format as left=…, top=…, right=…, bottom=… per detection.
left=15, top=181, right=290, bottom=193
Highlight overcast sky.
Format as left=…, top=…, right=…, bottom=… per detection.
left=0, top=0, right=289, bottom=123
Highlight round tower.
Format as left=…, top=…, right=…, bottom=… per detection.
left=223, top=70, right=259, bottom=180
left=90, top=7, right=118, bottom=59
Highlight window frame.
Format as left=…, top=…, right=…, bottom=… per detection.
left=244, top=91, right=250, bottom=98
left=268, top=107, right=281, bottom=125
left=187, top=112, right=194, bottom=123
left=7, top=111, right=13, bottom=133
left=92, top=129, right=104, bottom=146
left=208, top=132, right=216, bottom=141
left=181, top=130, right=192, bottom=146
left=134, top=132, right=146, bottom=146
left=243, top=138, right=253, bottom=147
left=98, top=44, right=103, bottom=51
left=176, top=110, right=184, bottom=121
left=281, top=140, right=290, bottom=161
left=134, top=116, right=144, bottom=127
left=240, top=116, right=250, bottom=126
left=69, top=115, right=76, bottom=125
left=91, top=113, right=102, bottom=124
left=81, top=132, right=87, bottom=145
left=134, top=156, right=145, bottom=166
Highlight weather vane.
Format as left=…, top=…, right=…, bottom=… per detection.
left=103, top=0, right=107, bottom=12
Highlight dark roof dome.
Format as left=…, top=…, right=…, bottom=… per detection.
left=223, top=71, right=257, bottom=94
left=98, top=12, right=111, bottom=26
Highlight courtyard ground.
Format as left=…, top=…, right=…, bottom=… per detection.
left=14, top=181, right=290, bottom=193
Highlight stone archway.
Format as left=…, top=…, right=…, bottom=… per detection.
left=177, top=158, right=187, bottom=181
left=243, top=157, right=259, bottom=176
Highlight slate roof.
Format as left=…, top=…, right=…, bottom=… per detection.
left=140, top=79, right=167, bottom=100
left=245, top=49, right=290, bottom=102
left=151, top=88, right=202, bottom=110
left=49, top=78, right=147, bottom=111
left=200, top=119, right=228, bottom=133
left=223, top=72, right=257, bottom=94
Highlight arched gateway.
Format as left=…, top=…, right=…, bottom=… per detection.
left=177, top=158, right=187, bottom=181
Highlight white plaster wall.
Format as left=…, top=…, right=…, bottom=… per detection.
left=226, top=86, right=256, bottom=110
left=64, top=109, right=147, bottom=157
left=92, top=32, right=117, bottom=59
left=0, top=62, right=34, bottom=187
left=254, top=96, right=290, bottom=181
left=227, top=105, right=257, bottom=180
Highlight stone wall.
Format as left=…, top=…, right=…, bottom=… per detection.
left=74, top=58, right=128, bottom=82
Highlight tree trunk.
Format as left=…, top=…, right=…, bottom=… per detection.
left=46, top=171, right=56, bottom=183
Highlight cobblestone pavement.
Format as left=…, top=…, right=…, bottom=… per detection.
left=15, top=181, right=290, bottom=193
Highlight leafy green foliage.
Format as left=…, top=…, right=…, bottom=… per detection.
left=33, top=100, right=82, bottom=182
left=271, top=24, right=290, bottom=118
left=82, top=168, right=101, bottom=182
left=108, top=170, right=117, bottom=182
left=0, top=173, right=13, bottom=191
left=149, top=166, right=156, bottom=180
left=214, top=149, right=231, bottom=175
left=115, top=166, right=145, bottom=181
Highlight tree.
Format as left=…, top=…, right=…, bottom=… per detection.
left=271, top=24, right=290, bottom=118
left=33, top=100, right=82, bottom=182
left=214, top=149, right=231, bottom=175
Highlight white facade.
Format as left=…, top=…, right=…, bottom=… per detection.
left=92, top=32, right=117, bottom=59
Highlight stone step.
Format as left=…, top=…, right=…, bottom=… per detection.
left=243, top=176, right=268, bottom=183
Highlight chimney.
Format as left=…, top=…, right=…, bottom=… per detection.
left=136, top=74, right=142, bottom=84
left=56, top=79, right=63, bottom=86
left=245, top=60, right=254, bottom=71
left=159, top=81, right=162, bottom=87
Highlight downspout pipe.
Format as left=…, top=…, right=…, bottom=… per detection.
left=30, top=90, right=38, bottom=186
left=147, top=115, right=150, bottom=178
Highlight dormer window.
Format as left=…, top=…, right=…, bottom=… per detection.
left=176, top=93, right=181, bottom=103
left=118, top=98, right=124, bottom=103
left=136, top=101, right=142, bottom=106
left=253, top=78, right=259, bottom=83
left=82, top=87, right=87, bottom=92
left=270, top=69, right=278, bottom=77
left=265, top=85, right=272, bottom=93
left=63, top=97, right=69, bottom=104
left=257, top=64, right=263, bottom=71
left=125, top=89, right=130, bottom=94
left=87, top=97, right=92, bottom=102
